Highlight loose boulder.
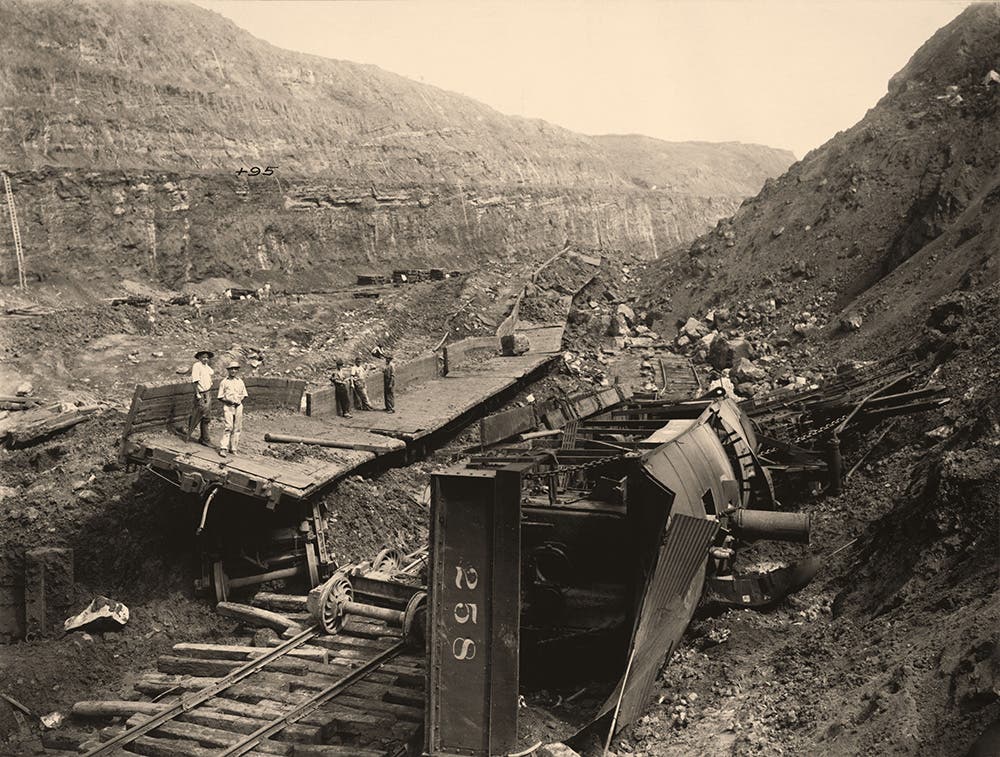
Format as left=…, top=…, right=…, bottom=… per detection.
left=732, top=357, right=767, bottom=383
left=616, top=303, right=636, bottom=326
left=709, top=337, right=755, bottom=371
left=64, top=596, right=129, bottom=633
left=681, top=317, right=710, bottom=339
left=500, top=334, right=530, bottom=356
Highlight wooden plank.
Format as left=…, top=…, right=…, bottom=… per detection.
left=72, top=700, right=165, bottom=718
left=301, top=635, right=389, bottom=653
left=120, top=385, right=146, bottom=445
left=215, top=603, right=302, bottom=632
left=290, top=745, right=385, bottom=757
left=129, top=735, right=220, bottom=757
left=253, top=593, right=309, bottom=612
left=138, top=382, right=201, bottom=401
left=335, top=693, right=423, bottom=722
left=180, top=706, right=321, bottom=744
left=172, top=642, right=328, bottom=664
left=157, top=655, right=306, bottom=678
left=123, top=714, right=288, bottom=754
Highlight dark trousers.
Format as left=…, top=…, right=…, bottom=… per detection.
left=188, top=392, right=211, bottom=442
left=334, top=382, right=351, bottom=416
left=383, top=382, right=395, bottom=412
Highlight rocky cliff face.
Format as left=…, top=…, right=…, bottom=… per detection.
left=0, top=0, right=792, bottom=295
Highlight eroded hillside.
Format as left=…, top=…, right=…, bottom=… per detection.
left=0, top=0, right=793, bottom=296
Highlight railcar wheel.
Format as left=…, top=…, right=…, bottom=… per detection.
left=313, top=570, right=353, bottom=634
left=371, top=546, right=402, bottom=574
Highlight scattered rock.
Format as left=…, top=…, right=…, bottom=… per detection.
left=15, top=382, right=33, bottom=397
left=616, top=303, right=636, bottom=326
left=772, top=226, right=785, bottom=238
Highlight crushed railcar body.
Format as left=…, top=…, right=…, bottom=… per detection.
left=425, top=393, right=815, bottom=755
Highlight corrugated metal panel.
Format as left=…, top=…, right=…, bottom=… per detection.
left=599, top=513, right=718, bottom=729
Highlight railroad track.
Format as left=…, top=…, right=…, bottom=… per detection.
left=46, top=592, right=426, bottom=757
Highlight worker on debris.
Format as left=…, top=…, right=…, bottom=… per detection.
left=332, top=359, right=353, bottom=418
left=383, top=354, right=396, bottom=413
left=351, top=357, right=374, bottom=411
left=187, top=349, right=215, bottom=446
left=217, top=360, right=248, bottom=457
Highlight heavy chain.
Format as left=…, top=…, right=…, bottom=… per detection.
left=523, top=453, right=632, bottom=479
left=794, top=412, right=850, bottom=444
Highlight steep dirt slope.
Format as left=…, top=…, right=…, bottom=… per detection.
left=644, top=2, right=1000, bottom=355
left=626, top=6, right=1000, bottom=755
left=0, top=0, right=794, bottom=296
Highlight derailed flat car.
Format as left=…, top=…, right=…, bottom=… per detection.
left=424, top=396, right=816, bottom=755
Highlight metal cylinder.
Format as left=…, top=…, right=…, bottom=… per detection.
left=227, top=566, right=302, bottom=590
left=344, top=600, right=405, bottom=625
left=730, top=509, right=811, bottom=544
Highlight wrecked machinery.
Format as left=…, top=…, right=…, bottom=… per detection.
left=419, top=392, right=817, bottom=755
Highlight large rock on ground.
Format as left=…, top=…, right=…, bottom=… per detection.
left=709, top=337, right=755, bottom=371
left=500, top=333, right=530, bottom=356
left=64, top=596, right=129, bottom=633
left=681, top=317, right=710, bottom=339
left=732, top=357, right=767, bottom=383
left=616, top=303, right=636, bottom=326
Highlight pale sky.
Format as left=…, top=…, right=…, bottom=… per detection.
left=194, top=0, right=968, bottom=158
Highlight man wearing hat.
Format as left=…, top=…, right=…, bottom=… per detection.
left=188, top=349, right=215, bottom=445
left=382, top=354, right=396, bottom=413
left=350, top=357, right=374, bottom=411
left=217, top=360, right=249, bottom=457
left=331, top=359, right=353, bottom=419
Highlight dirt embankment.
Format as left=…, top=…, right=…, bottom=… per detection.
left=621, top=6, right=1000, bottom=753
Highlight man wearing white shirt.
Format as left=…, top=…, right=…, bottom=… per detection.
left=217, top=361, right=249, bottom=457
left=188, top=349, right=215, bottom=445
left=350, top=357, right=374, bottom=411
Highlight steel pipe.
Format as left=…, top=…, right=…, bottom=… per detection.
left=730, top=509, right=811, bottom=544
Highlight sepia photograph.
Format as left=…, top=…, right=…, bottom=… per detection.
left=0, top=1, right=997, bottom=755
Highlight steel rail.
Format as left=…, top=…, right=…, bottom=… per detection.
left=81, top=624, right=321, bottom=756
left=218, top=640, right=407, bottom=756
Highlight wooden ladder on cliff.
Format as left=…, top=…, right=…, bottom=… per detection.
left=2, top=172, right=27, bottom=289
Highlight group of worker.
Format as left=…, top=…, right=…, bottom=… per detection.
left=186, top=350, right=396, bottom=456
left=330, top=354, right=396, bottom=418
